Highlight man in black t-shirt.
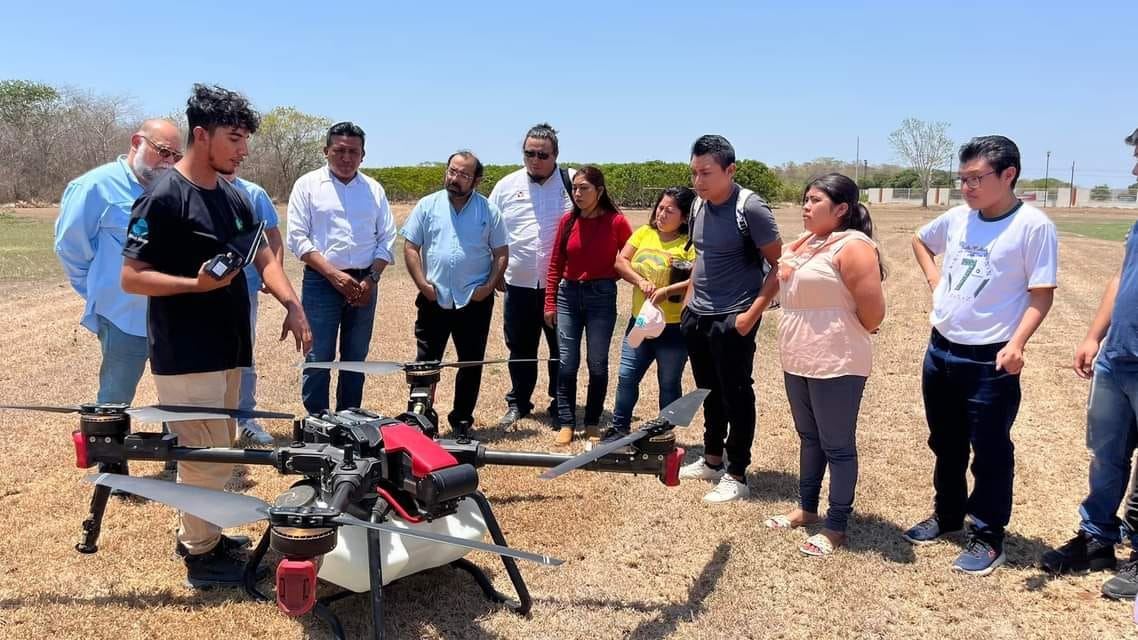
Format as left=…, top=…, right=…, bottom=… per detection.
left=122, top=85, right=311, bottom=589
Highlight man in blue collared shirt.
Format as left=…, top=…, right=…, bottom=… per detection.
left=402, top=150, right=508, bottom=435
left=54, top=118, right=183, bottom=404
left=222, top=170, right=283, bottom=445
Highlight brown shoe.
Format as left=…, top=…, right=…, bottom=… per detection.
left=585, top=424, right=602, bottom=444
left=555, top=427, right=574, bottom=446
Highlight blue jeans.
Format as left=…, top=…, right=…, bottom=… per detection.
left=611, top=320, right=688, bottom=433
left=95, top=314, right=149, bottom=405
left=239, top=291, right=259, bottom=416
left=300, top=267, right=378, bottom=414
left=785, top=373, right=866, bottom=533
left=1079, top=357, right=1138, bottom=547
left=555, top=279, right=618, bottom=427
left=922, top=329, right=1021, bottom=534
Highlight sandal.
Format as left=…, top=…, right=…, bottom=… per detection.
left=764, top=515, right=795, bottom=529
left=763, top=512, right=819, bottom=530
left=799, top=532, right=843, bottom=557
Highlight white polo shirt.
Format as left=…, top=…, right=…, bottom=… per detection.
left=286, top=165, right=397, bottom=270
left=917, top=201, right=1058, bottom=345
left=489, top=166, right=574, bottom=288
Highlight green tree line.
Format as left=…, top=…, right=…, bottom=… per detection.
left=365, top=159, right=780, bottom=207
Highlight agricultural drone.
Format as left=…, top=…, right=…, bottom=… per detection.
left=2, top=358, right=708, bottom=640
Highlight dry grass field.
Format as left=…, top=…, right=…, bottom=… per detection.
left=1, top=202, right=1138, bottom=639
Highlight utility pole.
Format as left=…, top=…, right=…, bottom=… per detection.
left=855, top=136, right=860, bottom=182
left=1069, top=160, right=1076, bottom=208
left=1043, top=150, right=1051, bottom=207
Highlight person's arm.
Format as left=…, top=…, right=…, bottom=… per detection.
left=1075, top=271, right=1121, bottom=378
left=912, top=235, right=940, bottom=291
left=53, top=181, right=101, bottom=298
left=121, top=256, right=236, bottom=296
left=403, top=239, right=437, bottom=301
left=996, top=288, right=1055, bottom=374
left=472, top=245, right=508, bottom=302
left=996, top=221, right=1059, bottom=374
left=734, top=239, right=783, bottom=334
left=614, top=241, right=654, bottom=292
left=836, top=240, right=886, bottom=332
left=252, top=244, right=312, bottom=353
left=544, top=216, right=569, bottom=326
left=351, top=188, right=396, bottom=307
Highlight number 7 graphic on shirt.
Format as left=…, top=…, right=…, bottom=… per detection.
left=952, top=257, right=991, bottom=297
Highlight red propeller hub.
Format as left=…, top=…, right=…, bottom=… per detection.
left=662, top=447, right=685, bottom=487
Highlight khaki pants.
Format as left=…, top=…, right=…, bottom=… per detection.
left=153, top=369, right=240, bottom=555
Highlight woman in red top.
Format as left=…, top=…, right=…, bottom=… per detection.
left=544, top=165, right=633, bottom=445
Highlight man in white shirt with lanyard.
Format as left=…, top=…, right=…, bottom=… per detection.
left=490, top=123, right=574, bottom=427
left=287, top=121, right=396, bottom=414
left=906, top=135, right=1058, bottom=576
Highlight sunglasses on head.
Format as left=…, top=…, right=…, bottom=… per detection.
left=523, top=150, right=551, bottom=160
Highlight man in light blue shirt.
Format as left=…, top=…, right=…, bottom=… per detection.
left=54, top=118, right=183, bottom=404
left=222, top=170, right=284, bottom=445
left=403, top=150, right=508, bottom=435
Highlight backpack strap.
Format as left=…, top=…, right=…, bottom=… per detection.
left=559, top=167, right=572, bottom=198
left=684, top=196, right=704, bottom=251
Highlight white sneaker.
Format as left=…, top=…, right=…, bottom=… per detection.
left=239, top=421, right=274, bottom=446
left=677, top=457, right=726, bottom=482
left=703, top=475, right=750, bottom=503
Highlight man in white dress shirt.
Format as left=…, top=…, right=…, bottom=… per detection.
left=287, top=121, right=396, bottom=414
left=490, top=123, right=574, bottom=427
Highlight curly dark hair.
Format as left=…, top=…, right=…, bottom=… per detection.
left=185, top=84, right=260, bottom=145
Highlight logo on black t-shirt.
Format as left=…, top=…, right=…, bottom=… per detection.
left=127, top=218, right=149, bottom=247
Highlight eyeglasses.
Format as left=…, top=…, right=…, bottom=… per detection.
left=445, top=167, right=475, bottom=181
left=523, top=150, right=551, bottom=160
left=956, top=171, right=996, bottom=188
left=140, top=135, right=183, bottom=161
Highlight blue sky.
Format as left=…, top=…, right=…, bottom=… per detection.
left=3, top=0, right=1136, bottom=185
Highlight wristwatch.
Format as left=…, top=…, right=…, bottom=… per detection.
left=366, top=269, right=381, bottom=283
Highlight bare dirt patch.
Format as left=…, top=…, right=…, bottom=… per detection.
left=0, top=205, right=1136, bottom=639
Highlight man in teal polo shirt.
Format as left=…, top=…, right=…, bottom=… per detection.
left=402, top=150, right=508, bottom=435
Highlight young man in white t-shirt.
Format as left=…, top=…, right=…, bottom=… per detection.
left=905, top=135, right=1058, bottom=576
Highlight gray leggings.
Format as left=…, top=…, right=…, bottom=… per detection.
left=783, top=373, right=867, bottom=533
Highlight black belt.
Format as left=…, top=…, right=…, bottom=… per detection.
left=929, top=328, right=1006, bottom=361
left=306, top=265, right=371, bottom=278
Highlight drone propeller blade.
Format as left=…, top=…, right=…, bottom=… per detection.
left=126, top=405, right=294, bottom=424
left=657, top=388, right=711, bottom=427
left=85, top=474, right=271, bottom=528
left=301, top=361, right=406, bottom=376
left=439, top=358, right=548, bottom=370
left=539, top=430, right=650, bottom=480
left=538, top=389, right=710, bottom=481
left=332, top=514, right=563, bottom=566
left=0, top=404, right=83, bottom=414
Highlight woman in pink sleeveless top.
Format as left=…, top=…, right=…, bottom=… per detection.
left=762, top=173, right=886, bottom=557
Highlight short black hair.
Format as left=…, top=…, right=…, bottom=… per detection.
left=959, top=135, right=1021, bottom=189
left=326, top=121, right=366, bottom=150
left=691, top=135, right=736, bottom=170
left=185, top=84, right=260, bottom=146
left=1126, top=128, right=1138, bottom=148
left=447, top=149, right=484, bottom=179
left=524, top=122, right=559, bottom=155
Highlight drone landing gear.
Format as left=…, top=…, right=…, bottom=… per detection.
left=451, top=491, right=532, bottom=615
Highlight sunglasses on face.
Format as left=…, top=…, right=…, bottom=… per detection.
left=140, top=135, right=183, bottom=161
left=523, top=150, right=551, bottom=160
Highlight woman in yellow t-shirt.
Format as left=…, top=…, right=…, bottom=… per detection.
left=609, top=186, right=697, bottom=437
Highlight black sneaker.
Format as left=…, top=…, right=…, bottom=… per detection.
left=1103, top=552, right=1138, bottom=600
left=184, top=538, right=256, bottom=589
left=1041, top=530, right=1117, bottom=575
left=497, top=407, right=527, bottom=428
